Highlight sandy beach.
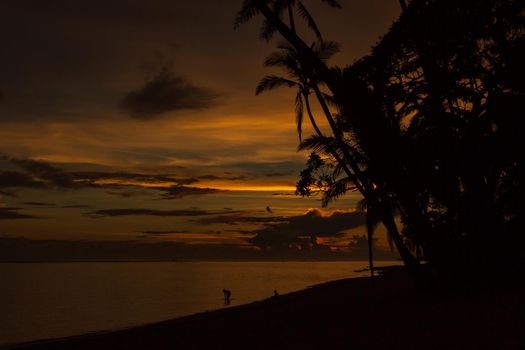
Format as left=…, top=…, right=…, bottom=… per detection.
left=3, top=267, right=524, bottom=350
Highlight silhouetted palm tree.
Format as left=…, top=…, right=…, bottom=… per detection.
left=237, top=0, right=423, bottom=277
left=255, top=41, right=405, bottom=276
left=358, top=199, right=380, bottom=278
left=237, top=0, right=525, bottom=284
left=235, top=0, right=340, bottom=41
left=256, top=41, right=339, bottom=140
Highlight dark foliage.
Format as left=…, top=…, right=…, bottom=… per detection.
left=238, top=0, right=525, bottom=286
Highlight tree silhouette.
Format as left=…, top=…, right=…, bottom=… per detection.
left=237, top=0, right=423, bottom=277
left=237, top=0, right=525, bottom=285
left=256, top=41, right=339, bottom=140
left=235, top=0, right=340, bottom=41
left=254, top=38, right=422, bottom=276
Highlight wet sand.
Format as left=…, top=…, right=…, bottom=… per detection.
left=4, top=267, right=525, bottom=350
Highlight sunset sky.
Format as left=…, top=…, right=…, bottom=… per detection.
left=0, top=0, right=402, bottom=260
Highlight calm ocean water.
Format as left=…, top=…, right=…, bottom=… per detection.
left=0, top=261, right=398, bottom=346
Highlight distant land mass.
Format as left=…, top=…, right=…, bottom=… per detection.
left=0, top=237, right=399, bottom=262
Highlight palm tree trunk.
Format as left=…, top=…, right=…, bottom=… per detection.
left=287, top=4, right=296, bottom=33
left=367, top=202, right=375, bottom=278
left=373, top=196, right=421, bottom=273
left=302, top=93, right=324, bottom=138
left=255, top=0, right=422, bottom=280
left=310, top=84, right=420, bottom=272
left=306, top=88, right=421, bottom=276
left=399, top=0, right=408, bottom=13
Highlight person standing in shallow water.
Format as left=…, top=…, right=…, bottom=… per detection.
left=223, top=289, right=231, bottom=305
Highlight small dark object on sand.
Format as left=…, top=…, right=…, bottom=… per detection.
left=272, top=290, right=279, bottom=300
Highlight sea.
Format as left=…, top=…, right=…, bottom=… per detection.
left=0, top=261, right=399, bottom=346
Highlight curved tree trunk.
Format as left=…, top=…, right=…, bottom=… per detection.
left=399, top=0, right=408, bottom=12
left=254, top=1, right=422, bottom=280
left=367, top=202, right=375, bottom=278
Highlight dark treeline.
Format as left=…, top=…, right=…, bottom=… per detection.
left=236, top=0, right=525, bottom=286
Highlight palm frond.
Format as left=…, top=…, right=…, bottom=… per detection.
left=260, top=19, right=277, bottom=41
left=275, top=41, right=295, bottom=51
left=295, top=92, right=304, bottom=141
left=312, top=40, right=340, bottom=60
left=321, top=0, right=342, bottom=8
left=263, top=49, right=302, bottom=78
left=272, top=0, right=290, bottom=16
left=333, top=160, right=346, bottom=178
left=298, top=134, right=336, bottom=154
left=234, top=1, right=261, bottom=29
left=297, top=1, right=323, bottom=40
left=321, top=177, right=354, bottom=207
left=263, top=50, right=290, bottom=67
left=256, top=75, right=297, bottom=95
left=259, top=0, right=291, bottom=40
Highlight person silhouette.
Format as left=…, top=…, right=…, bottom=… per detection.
left=223, top=289, right=231, bottom=304
left=273, top=290, right=280, bottom=300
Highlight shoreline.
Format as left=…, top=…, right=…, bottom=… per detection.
left=0, top=259, right=402, bottom=263
left=4, top=266, right=525, bottom=350
left=0, top=267, right=398, bottom=349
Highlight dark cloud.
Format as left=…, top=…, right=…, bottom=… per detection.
left=272, top=192, right=295, bottom=197
left=140, top=229, right=255, bottom=236
left=105, top=185, right=222, bottom=199
left=159, top=185, right=224, bottom=199
left=105, top=189, right=154, bottom=198
left=0, top=207, right=38, bottom=220
left=0, top=0, right=399, bottom=121
left=197, top=213, right=288, bottom=225
left=22, top=202, right=56, bottom=207
left=0, top=236, right=393, bottom=262
left=0, top=171, right=45, bottom=188
left=264, top=172, right=291, bottom=177
left=176, top=177, right=200, bottom=185
left=1, top=157, right=223, bottom=199
left=198, top=175, right=248, bottom=181
left=72, top=171, right=197, bottom=186
left=0, top=1, right=186, bottom=121
left=68, top=171, right=219, bottom=199
left=0, top=237, right=240, bottom=262
left=140, top=230, right=192, bottom=235
left=1, top=158, right=149, bottom=190
left=220, top=160, right=305, bottom=178
left=249, top=209, right=366, bottom=249
left=0, top=1, right=238, bottom=122
left=7, top=158, right=76, bottom=188
left=120, top=68, right=222, bottom=118
left=0, top=189, right=17, bottom=197
left=62, top=204, right=91, bottom=209
left=86, top=208, right=240, bottom=218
